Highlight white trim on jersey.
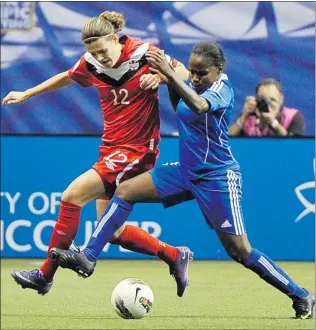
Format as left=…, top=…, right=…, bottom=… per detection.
left=84, top=42, right=150, bottom=81
left=209, top=75, right=229, bottom=103
left=208, top=73, right=235, bottom=161
left=92, top=202, right=118, bottom=238
left=204, top=113, right=210, bottom=163
left=227, top=170, right=245, bottom=236
left=84, top=43, right=173, bottom=82
left=218, top=109, right=227, bottom=146
left=203, top=73, right=229, bottom=162
left=211, top=81, right=224, bottom=92
left=71, top=58, right=81, bottom=73
left=219, top=73, right=228, bottom=81
left=209, top=73, right=227, bottom=91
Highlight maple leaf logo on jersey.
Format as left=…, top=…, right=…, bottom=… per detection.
left=129, top=59, right=139, bottom=71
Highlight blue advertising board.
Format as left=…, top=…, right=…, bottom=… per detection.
left=1, top=136, right=315, bottom=260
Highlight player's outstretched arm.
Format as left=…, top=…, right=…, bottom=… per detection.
left=2, top=71, right=75, bottom=107
left=167, top=84, right=181, bottom=111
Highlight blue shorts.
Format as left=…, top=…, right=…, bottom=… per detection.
left=149, top=162, right=246, bottom=236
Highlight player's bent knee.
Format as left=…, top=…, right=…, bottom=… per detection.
left=115, top=181, right=135, bottom=204
left=61, top=189, right=73, bottom=203
left=227, top=250, right=244, bottom=264
left=61, top=188, right=83, bottom=206
left=223, top=242, right=251, bottom=265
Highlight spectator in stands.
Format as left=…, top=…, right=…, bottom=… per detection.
left=228, top=78, right=305, bottom=137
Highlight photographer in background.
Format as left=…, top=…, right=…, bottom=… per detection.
left=229, top=78, right=305, bottom=137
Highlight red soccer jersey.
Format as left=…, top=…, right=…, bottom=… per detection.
left=68, top=35, right=177, bottom=150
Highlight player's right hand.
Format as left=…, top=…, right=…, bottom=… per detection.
left=140, top=74, right=160, bottom=90
left=2, top=91, right=30, bottom=107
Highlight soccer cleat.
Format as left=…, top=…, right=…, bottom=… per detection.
left=49, top=248, right=96, bottom=278
left=292, top=289, right=315, bottom=319
left=169, top=246, right=193, bottom=297
left=10, top=268, right=53, bottom=295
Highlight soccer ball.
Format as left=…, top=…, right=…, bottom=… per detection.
left=111, top=278, right=154, bottom=319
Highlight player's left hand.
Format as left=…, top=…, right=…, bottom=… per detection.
left=146, top=50, right=174, bottom=78
left=260, top=111, right=276, bottom=125
left=140, top=74, right=160, bottom=90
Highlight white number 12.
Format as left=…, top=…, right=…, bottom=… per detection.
left=111, top=89, right=130, bottom=105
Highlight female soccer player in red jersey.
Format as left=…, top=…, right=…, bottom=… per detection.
left=3, top=11, right=191, bottom=296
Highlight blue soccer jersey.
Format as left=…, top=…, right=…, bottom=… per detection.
left=176, top=73, right=240, bottom=180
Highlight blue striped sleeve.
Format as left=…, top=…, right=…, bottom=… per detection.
left=202, top=81, right=232, bottom=112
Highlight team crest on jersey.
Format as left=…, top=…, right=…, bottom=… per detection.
left=129, top=59, right=139, bottom=71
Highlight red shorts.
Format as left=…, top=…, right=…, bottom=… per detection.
left=93, top=145, right=159, bottom=199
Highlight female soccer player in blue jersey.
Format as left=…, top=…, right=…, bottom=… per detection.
left=51, top=42, right=314, bottom=318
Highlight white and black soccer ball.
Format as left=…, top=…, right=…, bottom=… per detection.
left=111, top=278, right=154, bottom=319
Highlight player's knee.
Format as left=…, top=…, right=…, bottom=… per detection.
left=224, top=243, right=251, bottom=265
left=62, top=187, right=83, bottom=206
left=227, top=250, right=244, bottom=264
left=115, top=181, right=135, bottom=204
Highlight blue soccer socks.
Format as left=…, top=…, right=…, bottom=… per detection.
left=84, top=196, right=133, bottom=262
left=245, top=248, right=308, bottom=299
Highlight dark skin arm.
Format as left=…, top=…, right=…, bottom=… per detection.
left=167, top=84, right=181, bottom=111
left=146, top=50, right=209, bottom=114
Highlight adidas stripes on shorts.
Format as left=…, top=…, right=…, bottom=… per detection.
left=149, top=162, right=246, bottom=236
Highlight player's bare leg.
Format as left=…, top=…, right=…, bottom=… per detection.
left=217, top=232, right=315, bottom=319
left=11, top=169, right=106, bottom=295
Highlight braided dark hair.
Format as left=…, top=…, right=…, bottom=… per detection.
left=191, top=41, right=226, bottom=72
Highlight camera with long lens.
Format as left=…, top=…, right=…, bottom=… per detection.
left=256, top=96, right=270, bottom=113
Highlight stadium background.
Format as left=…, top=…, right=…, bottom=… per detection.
left=1, top=1, right=315, bottom=261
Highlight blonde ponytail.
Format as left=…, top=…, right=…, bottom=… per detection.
left=99, top=11, right=125, bottom=33
left=82, top=11, right=126, bottom=43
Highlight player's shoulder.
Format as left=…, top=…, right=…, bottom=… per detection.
left=119, top=35, right=154, bottom=62
left=124, top=35, right=160, bottom=52
left=69, top=53, right=89, bottom=73
left=123, top=35, right=144, bottom=47
left=123, top=35, right=153, bottom=51
left=73, top=53, right=88, bottom=63
left=206, top=74, right=233, bottom=93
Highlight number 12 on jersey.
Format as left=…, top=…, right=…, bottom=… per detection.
left=111, top=89, right=130, bottom=105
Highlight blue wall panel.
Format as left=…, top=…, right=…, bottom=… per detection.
left=1, top=137, right=314, bottom=260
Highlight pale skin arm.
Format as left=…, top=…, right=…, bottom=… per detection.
left=2, top=71, right=75, bottom=106
left=140, top=62, right=188, bottom=91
